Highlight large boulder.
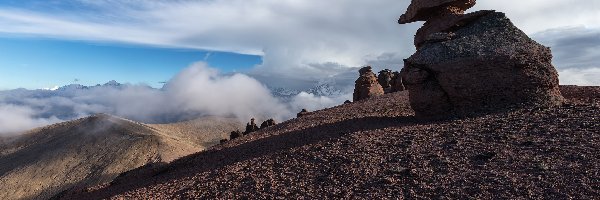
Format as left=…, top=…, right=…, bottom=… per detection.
left=353, top=66, right=385, bottom=101
left=399, top=2, right=563, bottom=120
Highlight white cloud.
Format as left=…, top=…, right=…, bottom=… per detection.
left=0, top=62, right=350, bottom=135
left=558, top=68, right=600, bottom=86
left=0, top=104, right=61, bottom=134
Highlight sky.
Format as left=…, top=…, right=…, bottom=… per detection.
left=0, top=0, right=599, bottom=134
left=0, top=0, right=599, bottom=90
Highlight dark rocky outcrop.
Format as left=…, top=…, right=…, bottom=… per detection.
left=244, top=118, right=259, bottom=135
left=399, top=0, right=564, bottom=120
left=390, top=71, right=405, bottom=92
left=260, top=119, right=277, bottom=129
left=230, top=130, right=242, bottom=140
left=377, top=69, right=394, bottom=92
left=219, top=139, right=228, bottom=144
left=353, top=66, right=384, bottom=101
left=297, top=109, right=309, bottom=118
left=344, top=100, right=352, bottom=104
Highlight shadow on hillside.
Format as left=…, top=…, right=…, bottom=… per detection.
left=73, top=116, right=417, bottom=199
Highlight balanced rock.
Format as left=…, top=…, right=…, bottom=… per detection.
left=260, top=119, right=277, bottom=129
left=353, top=66, right=384, bottom=101
left=399, top=0, right=481, bottom=48
left=399, top=1, right=563, bottom=119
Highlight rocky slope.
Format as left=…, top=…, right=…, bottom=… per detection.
left=0, top=114, right=242, bottom=200
left=62, top=86, right=599, bottom=199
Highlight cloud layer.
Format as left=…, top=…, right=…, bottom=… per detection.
left=0, top=62, right=347, bottom=135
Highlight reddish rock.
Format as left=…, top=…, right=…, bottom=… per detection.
left=399, top=0, right=476, bottom=24
left=399, top=0, right=482, bottom=48
left=401, top=11, right=564, bottom=119
left=353, top=66, right=384, bottom=101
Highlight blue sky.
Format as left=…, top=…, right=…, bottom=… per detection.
left=0, top=37, right=261, bottom=89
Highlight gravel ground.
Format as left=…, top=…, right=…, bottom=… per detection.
left=61, top=86, right=599, bottom=199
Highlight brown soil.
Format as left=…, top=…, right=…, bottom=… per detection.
left=0, top=115, right=242, bottom=200
left=63, top=86, right=599, bottom=199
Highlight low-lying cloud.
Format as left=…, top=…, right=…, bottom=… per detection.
left=0, top=62, right=349, bottom=135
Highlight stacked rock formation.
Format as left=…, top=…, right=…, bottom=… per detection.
left=398, top=0, right=564, bottom=119
left=260, top=119, right=277, bottom=129
left=353, top=66, right=384, bottom=101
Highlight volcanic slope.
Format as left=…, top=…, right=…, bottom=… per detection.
left=0, top=114, right=242, bottom=200
left=66, top=86, right=598, bottom=199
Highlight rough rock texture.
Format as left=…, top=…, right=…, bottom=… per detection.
left=402, top=12, right=564, bottom=119
left=390, top=71, right=405, bottom=92
left=377, top=69, right=394, bottom=91
left=61, top=86, right=599, bottom=199
left=260, top=119, right=277, bottom=129
left=353, top=66, right=384, bottom=101
left=399, top=0, right=476, bottom=24
left=399, top=0, right=482, bottom=48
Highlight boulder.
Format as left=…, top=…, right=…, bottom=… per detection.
left=344, top=100, right=352, bottom=104
left=390, top=71, right=405, bottom=92
left=400, top=11, right=564, bottom=119
left=230, top=130, right=242, bottom=140
left=353, top=66, right=384, bottom=101
left=378, top=69, right=394, bottom=90
left=260, top=119, right=277, bottom=129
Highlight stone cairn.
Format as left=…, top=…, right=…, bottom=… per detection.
left=353, top=66, right=385, bottom=101
left=398, top=0, right=564, bottom=119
